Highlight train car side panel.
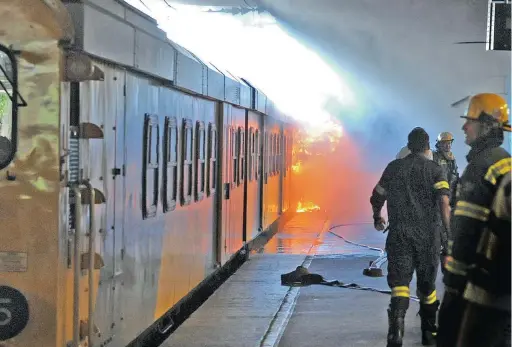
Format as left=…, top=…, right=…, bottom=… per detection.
left=220, top=104, right=245, bottom=263
left=77, top=62, right=126, bottom=345
left=119, top=72, right=163, bottom=345
left=263, top=117, right=281, bottom=229
left=246, top=111, right=263, bottom=239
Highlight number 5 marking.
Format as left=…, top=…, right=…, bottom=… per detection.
left=0, top=298, right=12, bottom=326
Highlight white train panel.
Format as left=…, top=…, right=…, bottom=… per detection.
left=78, top=62, right=126, bottom=346
left=87, top=0, right=125, bottom=18
left=239, top=78, right=252, bottom=109
left=135, top=30, right=176, bottom=81
left=173, top=43, right=204, bottom=95
left=257, top=92, right=267, bottom=113
left=83, top=4, right=135, bottom=66
left=206, top=62, right=225, bottom=101
left=63, top=1, right=178, bottom=84
left=124, top=3, right=167, bottom=39
left=118, top=71, right=217, bottom=345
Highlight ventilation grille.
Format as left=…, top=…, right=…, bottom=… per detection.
left=68, top=127, right=79, bottom=230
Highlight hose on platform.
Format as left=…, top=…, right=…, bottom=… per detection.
left=280, top=222, right=421, bottom=302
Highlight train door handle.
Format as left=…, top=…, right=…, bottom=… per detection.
left=224, top=182, right=230, bottom=200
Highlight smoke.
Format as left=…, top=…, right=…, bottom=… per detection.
left=258, top=0, right=511, bottom=171
left=262, top=0, right=507, bottom=225
left=126, top=0, right=510, bottom=224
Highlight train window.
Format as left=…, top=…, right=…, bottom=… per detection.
left=0, top=45, right=24, bottom=170
left=267, top=133, right=271, bottom=178
left=239, top=127, right=245, bottom=184
left=279, top=134, right=282, bottom=173
left=181, top=119, right=193, bottom=206
left=283, top=135, right=287, bottom=177
left=265, top=132, right=270, bottom=182
left=195, top=121, right=206, bottom=201
left=287, top=135, right=290, bottom=174
left=275, top=134, right=278, bottom=174
left=227, top=126, right=232, bottom=184
left=270, top=134, right=276, bottom=176
left=232, top=127, right=238, bottom=186
left=274, top=134, right=278, bottom=175
left=142, top=113, right=159, bottom=219
left=207, top=123, right=217, bottom=196
left=278, top=134, right=281, bottom=174
left=255, top=129, right=260, bottom=180
left=249, top=127, right=254, bottom=182
left=163, top=116, right=178, bottom=212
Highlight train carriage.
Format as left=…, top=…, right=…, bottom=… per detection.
left=0, top=1, right=299, bottom=347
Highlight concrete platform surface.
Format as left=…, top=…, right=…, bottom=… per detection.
left=162, top=214, right=445, bottom=347
left=278, top=255, right=444, bottom=347
left=162, top=214, right=329, bottom=347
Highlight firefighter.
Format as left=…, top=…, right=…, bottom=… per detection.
left=433, top=132, right=459, bottom=208
left=432, top=132, right=459, bottom=272
left=371, top=127, right=451, bottom=347
left=437, top=93, right=511, bottom=347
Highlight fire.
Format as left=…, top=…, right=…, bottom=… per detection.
left=296, top=200, right=321, bottom=213
left=291, top=161, right=302, bottom=173
left=294, top=120, right=343, bottom=156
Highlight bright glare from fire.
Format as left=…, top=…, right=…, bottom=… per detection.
left=296, top=201, right=321, bottom=213
left=123, top=1, right=356, bottom=130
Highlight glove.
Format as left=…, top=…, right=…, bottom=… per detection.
left=373, top=216, right=386, bottom=231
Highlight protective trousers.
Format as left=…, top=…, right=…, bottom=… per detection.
left=438, top=293, right=511, bottom=347
left=457, top=303, right=511, bottom=347
left=386, top=227, right=441, bottom=346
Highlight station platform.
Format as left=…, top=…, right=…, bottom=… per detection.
left=162, top=212, right=444, bottom=347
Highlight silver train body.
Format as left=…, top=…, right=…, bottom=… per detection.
left=0, top=0, right=298, bottom=346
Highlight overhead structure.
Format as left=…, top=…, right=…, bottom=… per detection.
left=486, top=0, right=511, bottom=51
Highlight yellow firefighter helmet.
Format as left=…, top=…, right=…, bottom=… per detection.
left=437, top=132, right=454, bottom=143
left=462, top=93, right=511, bottom=132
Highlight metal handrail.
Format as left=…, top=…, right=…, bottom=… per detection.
left=83, top=180, right=96, bottom=347
left=71, top=180, right=97, bottom=347
left=72, top=186, right=82, bottom=347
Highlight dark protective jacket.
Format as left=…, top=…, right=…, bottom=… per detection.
left=370, top=153, right=450, bottom=233
left=443, top=135, right=511, bottom=311
left=433, top=150, right=459, bottom=206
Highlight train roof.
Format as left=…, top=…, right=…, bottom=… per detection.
left=62, top=0, right=296, bottom=124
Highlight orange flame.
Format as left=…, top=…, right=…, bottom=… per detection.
left=296, top=200, right=321, bottom=213
left=291, top=161, right=302, bottom=173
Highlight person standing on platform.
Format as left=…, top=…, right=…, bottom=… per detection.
left=437, top=93, right=511, bottom=347
left=371, top=127, right=451, bottom=347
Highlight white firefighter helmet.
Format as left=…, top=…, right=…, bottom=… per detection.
left=396, top=146, right=411, bottom=159
left=396, top=145, right=433, bottom=160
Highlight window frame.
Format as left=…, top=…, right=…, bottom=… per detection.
left=255, top=129, right=260, bottom=181
left=162, top=116, right=178, bottom=212
left=207, top=123, right=217, bottom=196
left=181, top=118, right=194, bottom=206
left=0, top=44, right=23, bottom=170
left=195, top=120, right=206, bottom=202
left=142, top=113, right=159, bottom=219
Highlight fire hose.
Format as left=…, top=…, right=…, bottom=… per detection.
left=280, top=222, right=421, bottom=302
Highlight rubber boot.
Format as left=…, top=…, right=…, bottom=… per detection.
left=419, top=300, right=440, bottom=346
left=387, top=298, right=409, bottom=347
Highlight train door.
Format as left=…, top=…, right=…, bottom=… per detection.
left=220, top=104, right=232, bottom=265
left=77, top=64, right=125, bottom=346
left=231, top=107, right=246, bottom=254
left=246, top=111, right=263, bottom=240
left=220, top=104, right=245, bottom=264
left=278, top=125, right=284, bottom=215
left=112, top=71, right=126, bottom=338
